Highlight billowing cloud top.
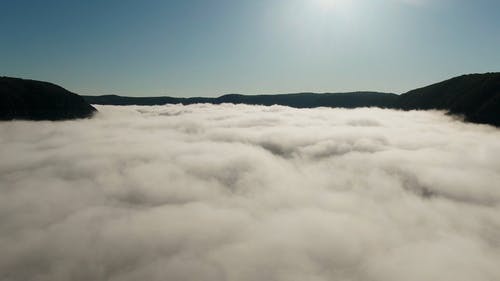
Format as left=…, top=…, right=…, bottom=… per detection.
left=1, top=104, right=500, bottom=281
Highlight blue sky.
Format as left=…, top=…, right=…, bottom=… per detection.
left=1, top=0, right=499, bottom=96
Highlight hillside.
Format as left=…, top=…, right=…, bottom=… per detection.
left=0, top=77, right=96, bottom=121
left=396, top=73, right=500, bottom=126
left=2, top=73, right=499, bottom=126
left=83, top=92, right=398, bottom=109
left=84, top=73, right=500, bottom=126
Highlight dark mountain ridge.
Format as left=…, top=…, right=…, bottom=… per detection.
left=83, top=91, right=398, bottom=109
left=395, top=73, right=500, bottom=126
left=1, top=73, right=499, bottom=126
left=83, top=72, right=500, bottom=126
left=0, top=77, right=96, bottom=121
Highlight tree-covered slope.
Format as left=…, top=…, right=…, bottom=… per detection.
left=83, top=92, right=398, bottom=109
left=396, top=73, right=500, bottom=126
left=0, top=77, right=96, bottom=121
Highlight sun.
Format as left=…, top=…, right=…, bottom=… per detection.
left=316, top=0, right=338, bottom=9
left=315, top=0, right=350, bottom=10
left=309, top=0, right=357, bottom=20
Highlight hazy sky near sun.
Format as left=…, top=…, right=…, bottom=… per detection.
left=1, top=0, right=499, bottom=97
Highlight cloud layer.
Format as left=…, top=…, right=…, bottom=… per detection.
left=1, top=104, right=500, bottom=281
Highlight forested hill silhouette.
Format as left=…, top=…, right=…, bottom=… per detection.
left=395, top=73, right=500, bottom=126
left=0, top=77, right=96, bottom=121
left=1, top=73, right=498, bottom=126
left=83, top=92, right=398, bottom=109
left=83, top=72, right=500, bottom=126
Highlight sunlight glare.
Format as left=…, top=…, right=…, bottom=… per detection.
left=315, top=0, right=351, bottom=11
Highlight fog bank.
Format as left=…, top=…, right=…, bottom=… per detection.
left=1, top=104, right=500, bottom=281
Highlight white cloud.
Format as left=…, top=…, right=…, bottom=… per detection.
left=1, top=104, right=500, bottom=281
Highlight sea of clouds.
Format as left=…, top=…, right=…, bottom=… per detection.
left=1, top=104, right=500, bottom=281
